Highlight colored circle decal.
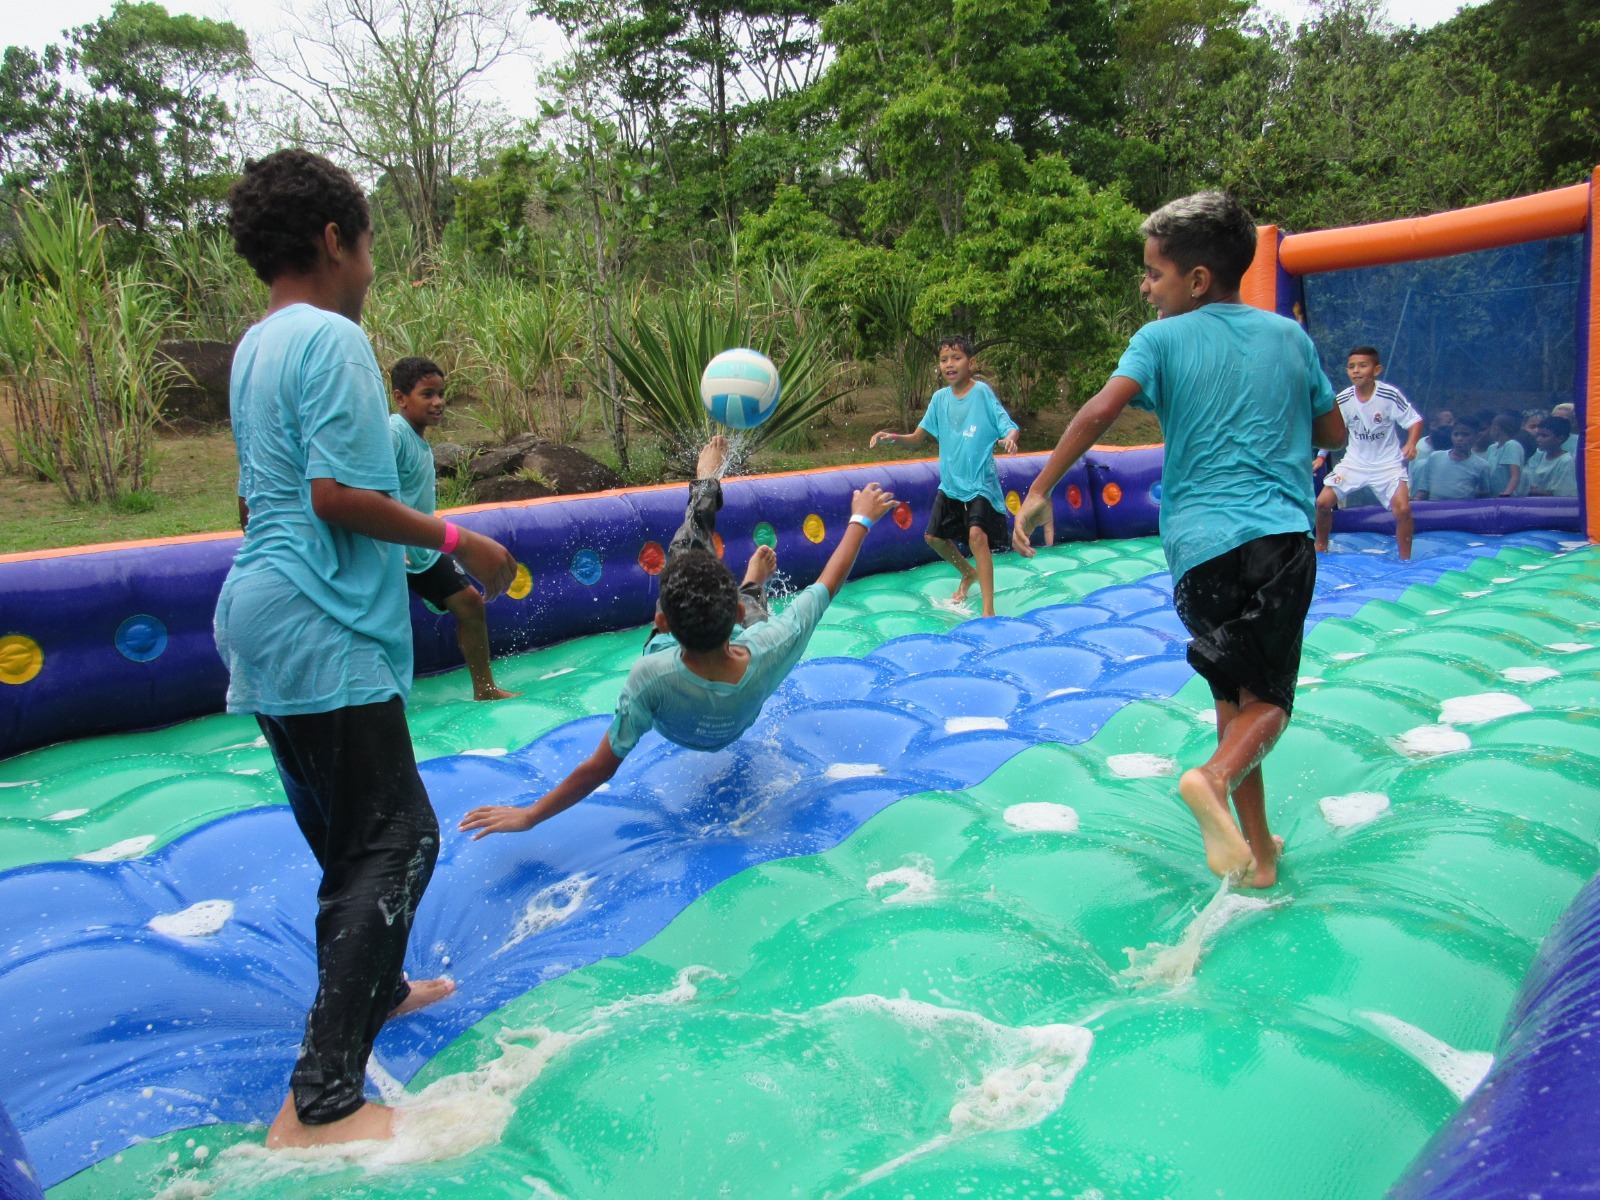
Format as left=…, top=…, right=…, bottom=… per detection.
left=508, top=564, right=533, bottom=600
left=0, top=635, right=43, bottom=686
left=893, top=502, right=913, bottom=530
left=1103, top=482, right=1123, bottom=507
left=1150, top=481, right=1163, bottom=503
left=1005, top=490, right=1021, bottom=515
left=1067, top=484, right=1083, bottom=509
left=115, top=615, right=168, bottom=663
left=570, top=549, right=603, bottom=586
left=638, top=541, right=666, bottom=575
left=803, top=514, right=826, bottom=544
left=753, top=523, right=777, bottom=549
left=712, top=533, right=725, bottom=559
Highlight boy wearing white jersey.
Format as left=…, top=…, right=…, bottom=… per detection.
left=1314, top=346, right=1423, bottom=559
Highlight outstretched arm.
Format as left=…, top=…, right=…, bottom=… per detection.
left=459, top=734, right=625, bottom=838
left=1312, top=406, right=1348, bottom=451
left=869, top=428, right=931, bottom=450
left=816, top=483, right=898, bottom=596
left=1012, top=376, right=1141, bottom=556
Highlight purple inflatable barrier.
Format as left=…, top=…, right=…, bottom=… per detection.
left=1332, top=496, right=1581, bottom=536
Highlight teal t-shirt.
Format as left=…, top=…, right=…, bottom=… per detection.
left=608, top=583, right=831, bottom=757
left=916, top=381, right=1018, bottom=511
left=215, top=304, right=410, bottom=716
left=389, top=413, right=441, bottom=574
left=1481, top=438, right=1525, bottom=497
left=1525, top=450, right=1577, bottom=497
left=1419, top=452, right=1490, bottom=500
left=1114, top=304, right=1337, bottom=584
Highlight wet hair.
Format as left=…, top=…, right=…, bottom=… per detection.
left=658, top=550, right=740, bottom=652
left=938, top=334, right=975, bottom=358
left=392, top=356, right=444, bottom=395
left=227, top=149, right=371, bottom=285
left=1140, top=191, right=1258, bottom=292
left=1540, top=416, right=1572, bottom=441
left=1348, top=345, right=1381, bottom=364
left=1451, top=414, right=1480, bottom=433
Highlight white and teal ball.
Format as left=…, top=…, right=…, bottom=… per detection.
left=700, top=348, right=781, bottom=430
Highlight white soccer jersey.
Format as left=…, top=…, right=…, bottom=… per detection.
left=1335, top=381, right=1422, bottom=473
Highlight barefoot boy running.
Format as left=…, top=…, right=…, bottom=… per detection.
left=869, top=335, right=1020, bottom=617
left=460, top=439, right=898, bottom=838
left=216, top=149, right=516, bottom=1147
left=1012, top=191, right=1347, bottom=888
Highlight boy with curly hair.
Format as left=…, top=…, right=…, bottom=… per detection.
left=215, top=148, right=516, bottom=1148
left=1012, top=191, right=1347, bottom=889
left=460, top=437, right=897, bottom=838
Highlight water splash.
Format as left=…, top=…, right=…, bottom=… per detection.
left=1357, top=1011, right=1494, bottom=1101
left=867, top=857, right=938, bottom=905
left=496, top=874, right=596, bottom=956
left=1003, top=803, right=1080, bottom=833
left=1318, top=792, right=1391, bottom=829
left=1121, top=879, right=1285, bottom=989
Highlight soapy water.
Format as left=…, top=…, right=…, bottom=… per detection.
left=1357, top=1011, right=1495, bottom=1102
left=1121, top=879, right=1287, bottom=989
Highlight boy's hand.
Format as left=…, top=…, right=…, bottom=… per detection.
left=851, top=483, right=897, bottom=523
left=868, top=431, right=899, bottom=449
left=455, top=529, right=518, bottom=600
left=1012, top=492, right=1051, bottom=558
left=999, top=430, right=1020, bottom=454
left=459, top=803, right=538, bottom=839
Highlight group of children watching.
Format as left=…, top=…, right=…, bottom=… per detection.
left=216, top=147, right=1574, bottom=1154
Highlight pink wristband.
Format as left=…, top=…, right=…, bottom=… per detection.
left=440, top=521, right=461, bottom=555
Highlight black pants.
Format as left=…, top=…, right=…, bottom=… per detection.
left=665, top=477, right=770, bottom=624
left=257, top=698, right=439, bottom=1125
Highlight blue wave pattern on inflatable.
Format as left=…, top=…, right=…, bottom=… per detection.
left=0, top=530, right=1569, bottom=1188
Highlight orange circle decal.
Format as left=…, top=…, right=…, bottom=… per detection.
left=893, top=502, right=913, bottom=530
left=1103, top=482, right=1123, bottom=507
left=1067, top=484, right=1083, bottom=509
left=638, top=541, right=665, bottom=575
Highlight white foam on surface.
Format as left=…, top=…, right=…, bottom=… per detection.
left=1501, top=666, right=1559, bottom=684
left=1361, top=547, right=1386, bottom=555
left=1519, top=564, right=1542, bottom=571
left=823, top=995, right=1093, bottom=1193
left=824, top=762, right=886, bottom=780
left=930, top=596, right=974, bottom=616
left=1106, top=753, right=1176, bottom=779
left=46, top=808, right=89, bottom=822
left=1393, top=726, right=1472, bottom=757
left=1319, top=792, right=1390, bottom=829
left=1559, top=539, right=1588, bottom=550
left=1549, top=642, right=1594, bottom=653
left=945, top=716, right=1008, bottom=733
left=1295, top=676, right=1325, bottom=687
left=1358, top=1011, right=1494, bottom=1101
left=1120, top=879, right=1284, bottom=989
left=148, top=900, right=235, bottom=939
left=867, top=859, right=938, bottom=905
left=1460, top=589, right=1491, bottom=598
left=1491, top=576, right=1515, bottom=584
left=539, top=667, right=576, bottom=680
left=1003, top=803, right=1079, bottom=833
left=496, top=874, right=596, bottom=956
left=1331, top=651, right=1366, bottom=661
left=75, top=835, right=157, bottom=863
left=1045, top=687, right=1084, bottom=698
left=460, top=747, right=508, bottom=757
left=0, top=779, right=36, bottom=788
left=1425, top=608, right=1450, bottom=616
left=1438, top=692, right=1532, bottom=725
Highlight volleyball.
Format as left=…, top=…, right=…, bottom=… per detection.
left=700, top=348, right=781, bottom=430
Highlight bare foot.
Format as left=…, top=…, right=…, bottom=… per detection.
left=1239, top=835, right=1286, bottom=889
left=950, top=570, right=978, bottom=603
left=696, top=434, right=729, bottom=480
left=743, top=544, right=777, bottom=586
left=473, top=686, right=521, bottom=702
left=1177, top=768, right=1254, bottom=880
left=389, top=977, right=456, bottom=1019
left=266, top=1095, right=394, bottom=1148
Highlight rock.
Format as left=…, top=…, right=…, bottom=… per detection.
left=432, top=442, right=473, bottom=474
left=514, top=443, right=624, bottom=495
left=156, top=339, right=235, bottom=427
left=467, top=443, right=529, bottom=480
left=473, top=475, right=557, bottom=503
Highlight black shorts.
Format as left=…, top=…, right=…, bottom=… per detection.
left=927, top=490, right=1009, bottom=552
left=1172, top=532, right=1316, bottom=715
left=407, top=554, right=474, bottom=611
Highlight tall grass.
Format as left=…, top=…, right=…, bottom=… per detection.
left=0, top=192, right=174, bottom=503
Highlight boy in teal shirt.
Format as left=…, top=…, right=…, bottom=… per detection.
left=459, top=439, right=899, bottom=839
left=869, top=336, right=1020, bottom=617
left=1526, top=416, right=1578, bottom=496
left=1012, top=191, right=1346, bottom=889
left=215, top=149, right=516, bottom=1149
left=389, top=356, right=517, bottom=701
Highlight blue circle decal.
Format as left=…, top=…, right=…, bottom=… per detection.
left=115, top=615, right=168, bottom=663
left=570, top=549, right=603, bottom=586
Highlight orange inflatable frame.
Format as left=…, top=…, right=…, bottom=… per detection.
left=1237, top=172, right=1599, bottom=543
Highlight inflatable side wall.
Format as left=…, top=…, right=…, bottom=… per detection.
left=0, top=1100, right=43, bottom=1200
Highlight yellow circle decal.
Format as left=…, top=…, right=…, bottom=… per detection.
left=803, top=514, right=826, bottom=544
left=0, top=635, right=43, bottom=685
left=507, top=563, right=533, bottom=601
left=1005, top=490, right=1022, bottom=515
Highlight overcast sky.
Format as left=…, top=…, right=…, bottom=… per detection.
left=8, top=0, right=1485, bottom=127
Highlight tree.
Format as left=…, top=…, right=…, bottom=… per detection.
left=260, top=0, right=528, bottom=252
left=0, top=4, right=249, bottom=238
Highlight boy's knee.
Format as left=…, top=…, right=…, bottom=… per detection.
left=1315, top=489, right=1337, bottom=513
left=1391, top=494, right=1411, bottom=519
left=923, top=532, right=941, bottom=547
left=449, top=587, right=486, bottom=620
left=967, top=527, right=990, bottom=550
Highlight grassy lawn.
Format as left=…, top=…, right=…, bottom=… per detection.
left=0, top=387, right=1162, bottom=556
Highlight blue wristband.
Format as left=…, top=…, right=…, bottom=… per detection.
left=849, top=513, right=874, bottom=531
